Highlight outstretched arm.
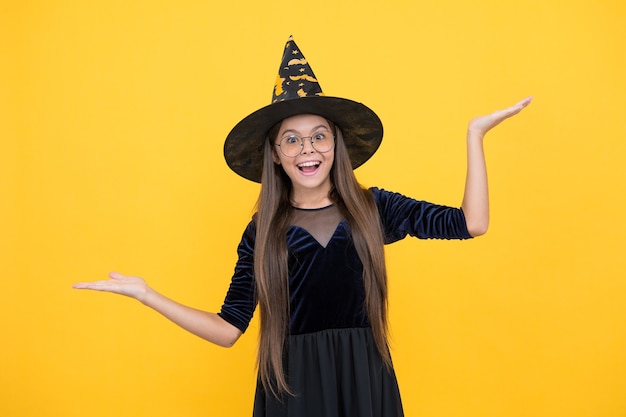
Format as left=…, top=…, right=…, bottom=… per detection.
left=461, top=97, right=533, bottom=236
left=73, top=272, right=242, bottom=348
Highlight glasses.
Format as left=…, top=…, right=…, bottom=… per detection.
left=274, top=130, right=335, bottom=157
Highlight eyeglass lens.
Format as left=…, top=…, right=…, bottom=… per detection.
left=278, top=132, right=334, bottom=157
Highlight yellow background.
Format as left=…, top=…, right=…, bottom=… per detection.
left=2, top=1, right=625, bottom=416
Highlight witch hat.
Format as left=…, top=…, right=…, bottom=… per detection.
left=224, top=36, right=383, bottom=183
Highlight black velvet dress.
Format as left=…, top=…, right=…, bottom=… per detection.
left=218, top=188, right=472, bottom=417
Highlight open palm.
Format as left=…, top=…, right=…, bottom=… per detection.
left=73, top=272, right=149, bottom=300
left=468, top=96, right=533, bottom=137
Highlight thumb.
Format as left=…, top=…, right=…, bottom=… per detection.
left=109, top=271, right=126, bottom=280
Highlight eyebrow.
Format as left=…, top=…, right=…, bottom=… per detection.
left=280, top=125, right=330, bottom=136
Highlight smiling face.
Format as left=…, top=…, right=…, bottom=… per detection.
left=272, top=114, right=336, bottom=205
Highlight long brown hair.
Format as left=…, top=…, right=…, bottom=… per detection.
left=253, top=118, right=390, bottom=398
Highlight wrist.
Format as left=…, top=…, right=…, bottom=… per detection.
left=466, top=128, right=485, bottom=141
left=137, top=285, right=156, bottom=305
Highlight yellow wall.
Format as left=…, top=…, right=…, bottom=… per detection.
left=2, top=1, right=625, bottom=416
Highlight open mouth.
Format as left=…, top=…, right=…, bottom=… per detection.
left=297, top=161, right=321, bottom=174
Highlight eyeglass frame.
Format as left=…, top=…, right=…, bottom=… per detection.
left=274, top=131, right=336, bottom=157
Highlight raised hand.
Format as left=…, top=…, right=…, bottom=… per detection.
left=73, top=272, right=149, bottom=301
left=461, top=96, right=533, bottom=237
left=468, top=96, right=533, bottom=137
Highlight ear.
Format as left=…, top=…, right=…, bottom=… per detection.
left=271, top=148, right=281, bottom=165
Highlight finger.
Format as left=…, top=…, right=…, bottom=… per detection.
left=506, top=96, right=533, bottom=114
left=517, top=96, right=533, bottom=107
left=109, top=271, right=126, bottom=280
left=72, top=281, right=114, bottom=290
left=496, top=97, right=533, bottom=119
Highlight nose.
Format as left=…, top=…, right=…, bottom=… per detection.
left=301, top=137, right=316, bottom=154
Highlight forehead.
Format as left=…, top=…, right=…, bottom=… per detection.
left=279, top=114, right=330, bottom=133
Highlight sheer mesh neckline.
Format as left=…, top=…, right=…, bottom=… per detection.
left=292, top=204, right=335, bottom=211
left=290, top=204, right=344, bottom=248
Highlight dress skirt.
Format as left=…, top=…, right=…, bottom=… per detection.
left=253, top=327, right=404, bottom=417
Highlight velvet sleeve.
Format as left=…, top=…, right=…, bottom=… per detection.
left=217, top=220, right=257, bottom=333
left=371, top=187, right=473, bottom=244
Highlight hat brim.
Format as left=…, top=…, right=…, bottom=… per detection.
left=224, top=96, right=383, bottom=183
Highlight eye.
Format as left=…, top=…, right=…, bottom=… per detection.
left=313, top=132, right=327, bottom=141
left=284, top=135, right=300, bottom=145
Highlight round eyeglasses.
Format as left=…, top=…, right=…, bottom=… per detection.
left=275, top=131, right=335, bottom=157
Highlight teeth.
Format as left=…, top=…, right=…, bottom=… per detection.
left=297, top=161, right=320, bottom=168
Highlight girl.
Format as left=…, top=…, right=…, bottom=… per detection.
left=74, top=37, right=532, bottom=416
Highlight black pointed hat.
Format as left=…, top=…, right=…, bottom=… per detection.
left=224, top=36, right=383, bottom=183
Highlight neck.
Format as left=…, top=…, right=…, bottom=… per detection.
left=291, top=186, right=333, bottom=209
